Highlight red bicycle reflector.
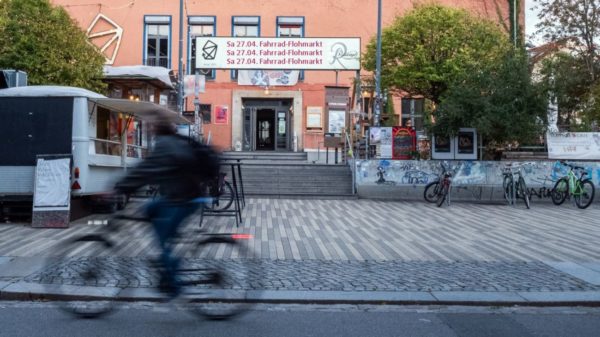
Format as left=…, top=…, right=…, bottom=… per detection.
left=231, top=234, right=253, bottom=240
left=71, top=181, right=81, bottom=190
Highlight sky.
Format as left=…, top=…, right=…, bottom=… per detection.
left=525, top=0, right=542, bottom=46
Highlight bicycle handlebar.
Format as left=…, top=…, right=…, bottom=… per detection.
left=558, top=160, right=585, bottom=171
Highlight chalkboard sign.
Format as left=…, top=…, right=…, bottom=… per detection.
left=392, top=127, right=416, bottom=159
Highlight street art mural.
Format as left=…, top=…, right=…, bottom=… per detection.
left=355, top=160, right=600, bottom=200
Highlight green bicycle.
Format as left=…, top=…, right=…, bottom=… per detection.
left=551, top=161, right=595, bottom=209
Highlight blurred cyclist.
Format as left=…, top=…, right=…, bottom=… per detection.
left=114, top=119, right=219, bottom=297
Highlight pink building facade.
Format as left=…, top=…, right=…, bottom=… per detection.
left=52, top=0, right=517, bottom=154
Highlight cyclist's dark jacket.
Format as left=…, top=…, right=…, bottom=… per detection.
left=115, top=134, right=202, bottom=201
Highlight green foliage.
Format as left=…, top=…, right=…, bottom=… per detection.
left=538, top=52, right=594, bottom=130
left=432, top=50, right=547, bottom=144
left=0, top=0, right=106, bottom=92
left=533, top=0, right=600, bottom=129
left=363, top=4, right=512, bottom=104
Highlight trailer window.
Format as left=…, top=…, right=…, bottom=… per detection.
left=94, top=108, right=148, bottom=158
left=126, top=119, right=148, bottom=158
left=94, top=108, right=123, bottom=156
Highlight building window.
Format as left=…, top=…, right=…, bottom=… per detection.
left=277, top=17, right=304, bottom=80
left=401, top=98, right=424, bottom=133
left=231, top=16, right=260, bottom=79
left=200, top=104, right=212, bottom=123
left=144, top=16, right=171, bottom=68
left=188, top=16, right=215, bottom=79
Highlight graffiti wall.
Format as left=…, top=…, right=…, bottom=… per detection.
left=355, top=160, right=600, bottom=190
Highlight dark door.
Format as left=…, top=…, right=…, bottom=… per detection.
left=276, top=110, right=288, bottom=150
left=243, top=107, right=255, bottom=151
left=256, top=108, right=275, bottom=150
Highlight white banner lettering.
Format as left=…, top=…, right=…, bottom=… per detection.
left=195, top=37, right=360, bottom=70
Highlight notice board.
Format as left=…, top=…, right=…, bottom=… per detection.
left=32, top=155, right=71, bottom=228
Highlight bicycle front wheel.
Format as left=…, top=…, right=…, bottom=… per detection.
left=551, top=178, right=569, bottom=205
left=423, top=181, right=440, bottom=203
left=39, top=234, right=122, bottom=318
left=518, top=176, right=530, bottom=209
left=574, top=179, right=595, bottom=209
left=177, top=234, right=260, bottom=320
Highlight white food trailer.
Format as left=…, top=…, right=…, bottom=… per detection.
left=0, top=85, right=188, bottom=214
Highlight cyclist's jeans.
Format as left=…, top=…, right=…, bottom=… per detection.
left=145, top=199, right=197, bottom=297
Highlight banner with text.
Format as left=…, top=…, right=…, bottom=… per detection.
left=238, top=70, right=299, bottom=86
left=195, top=37, right=360, bottom=70
left=547, top=132, right=600, bottom=160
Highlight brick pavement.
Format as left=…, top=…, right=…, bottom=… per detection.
left=1, top=198, right=600, bottom=262
left=2, top=198, right=600, bottom=302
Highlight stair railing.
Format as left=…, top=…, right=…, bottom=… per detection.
left=344, top=132, right=356, bottom=195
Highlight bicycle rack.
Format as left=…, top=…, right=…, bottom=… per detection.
left=201, top=161, right=246, bottom=227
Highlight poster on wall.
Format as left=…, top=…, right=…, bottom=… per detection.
left=369, top=127, right=381, bottom=145
left=454, top=128, right=477, bottom=160
left=328, top=109, right=346, bottom=134
left=306, top=106, right=322, bottom=128
left=431, top=134, right=455, bottom=160
left=380, top=127, right=393, bottom=159
left=392, top=127, right=416, bottom=159
left=547, top=132, right=600, bottom=160
left=214, top=105, right=228, bottom=124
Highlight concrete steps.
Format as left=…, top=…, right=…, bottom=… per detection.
left=221, top=152, right=354, bottom=198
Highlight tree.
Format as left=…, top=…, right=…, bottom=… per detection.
left=0, top=0, right=106, bottom=92
left=534, top=0, right=600, bottom=81
left=363, top=4, right=512, bottom=105
left=431, top=50, right=547, bottom=144
left=533, top=0, right=600, bottom=130
left=537, top=52, right=595, bottom=129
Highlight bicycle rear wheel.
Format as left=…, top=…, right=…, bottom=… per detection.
left=176, top=233, right=259, bottom=320
left=551, top=178, right=568, bottom=205
left=423, top=181, right=440, bottom=203
left=518, top=176, right=530, bottom=209
left=574, top=179, right=595, bottom=209
left=39, top=234, right=122, bottom=318
left=211, top=181, right=234, bottom=211
left=436, top=183, right=449, bottom=207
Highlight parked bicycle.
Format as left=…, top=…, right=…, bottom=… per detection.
left=197, top=172, right=235, bottom=226
left=423, top=162, right=452, bottom=207
left=502, top=163, right=530, bottom=209
left=38, top=197, right=259, bottom=319
left=551, top=161, right=595, bottom=209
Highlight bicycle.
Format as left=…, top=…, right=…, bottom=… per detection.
left=423, top=162, right=452, bottom=207
left=502, top=163, right=530, bottom=209
left=37, top=196, right=259, bottom=320
left=551, top=161, right=595, bottom=209
left=197, top=172, right=235, bottom=227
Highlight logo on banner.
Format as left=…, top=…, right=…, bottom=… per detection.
left=202, top=40, right=217, bottom=60
left=330, top=42, right=359, bottom=69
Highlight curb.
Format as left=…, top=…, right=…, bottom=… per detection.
left=3, top=282, right=600, bottom=307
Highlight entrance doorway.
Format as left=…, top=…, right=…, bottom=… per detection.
left=256, top=109, right=275, bottom=150
left=243, top=99, right=292, bottom=151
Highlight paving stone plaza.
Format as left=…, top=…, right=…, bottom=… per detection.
left=2, top=199, right=600, bottom=301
